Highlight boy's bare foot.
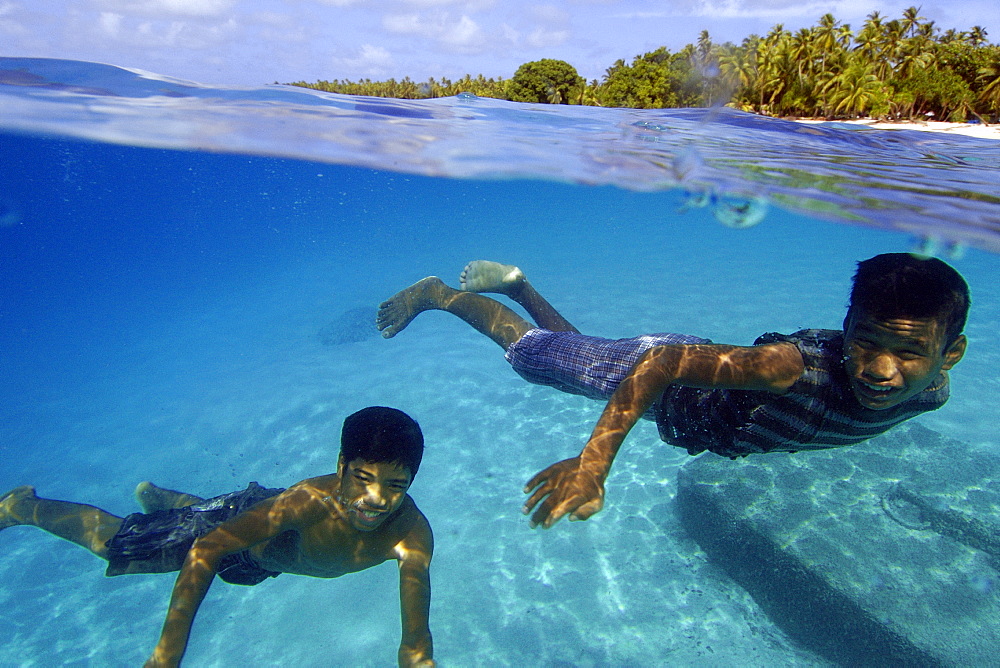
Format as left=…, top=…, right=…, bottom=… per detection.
left=459, top=261, right=525, bottom=296
left=376, top=276, right=450, bottom=339
left=0, top=485, right=37, bottom=530
left=135, top=481, right=204, bottom=513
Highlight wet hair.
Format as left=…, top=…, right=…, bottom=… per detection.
left=340, top=406, right=424, bottom=477
left=848, top=253, right=970, bottom=345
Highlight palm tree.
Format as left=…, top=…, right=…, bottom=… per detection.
left=824, top=57, right=883, bottom=116
left=718, top=42, right=756, bottom=90
left=756, top=26, right=794, bottom=113
left=978, top=56, right=1000, bottom=114
left=881, top=19, right=906, bottom=76
left=718, top=40, right=758, bottom=109
left=836, top=25, right=854, bottom=50
left=968, top=26, right=989, bottom=47
left=789, top=28, right=814, bottom=83
left=696, top=30, right=714, bottom=68
left=900, top=6, right=926, bottom=39
left=814, top=13, right=841, bottom=61
left=896, top=26, right=936, bottom=81
left=855, top=12, right=885, bottom=63
left=940, top=29, right=961, bottom=44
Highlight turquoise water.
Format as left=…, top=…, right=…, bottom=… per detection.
left=1, top=57, right=999, bottom=666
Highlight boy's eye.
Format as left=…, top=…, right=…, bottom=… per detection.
left=848, top=340, right=873, bottom=353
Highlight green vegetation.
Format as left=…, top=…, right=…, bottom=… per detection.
left=290, top=8, right=1000, bottom=122
left=507, top=58, right=584, bottom=103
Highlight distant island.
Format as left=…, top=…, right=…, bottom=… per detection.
left=290, top=7, right=999, bottom=124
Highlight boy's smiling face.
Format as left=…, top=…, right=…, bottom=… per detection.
left=336, top=457, right=412, bottom=532
left=843, top=308, right=966, bottom=410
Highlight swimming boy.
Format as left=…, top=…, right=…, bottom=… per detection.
left=376, top=254, right=968, bottom=529
left=0, top=406, right=434, bottom=667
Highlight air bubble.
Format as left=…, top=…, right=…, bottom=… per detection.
left=712, top=193, right=768, bottom=229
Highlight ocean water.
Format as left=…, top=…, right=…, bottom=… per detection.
left=1, top=57, right=999, bottom=666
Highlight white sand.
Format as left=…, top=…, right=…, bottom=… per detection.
left=792, top=118, right=1000, bottom=141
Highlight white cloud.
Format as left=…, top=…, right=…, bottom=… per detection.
left=521, top=3, right=570, bottom=48
left=383, top=10, right=487, bottom=52
left=383, top=12, right=423, bottom=34
left=92, top=0, right=237, bottom=18
left=529, top=4, right=569, bottom=23
left=525, top=26, right=569, bottom=48
left=440, top=14, right=483, bottom=48
left=332, top=43, right=394, bottom=76
left=99, top=11, right=123, bottom=35
left=691, top=0, right=819, bottom=19
left=0, top=1, right=29, bottom=37
left=610, top=0, right=876, bottom=20
left=92, top=12, right=239, bottom=49
left=358, top=43, right=393, bottom=66
left=400, top=0, right=495, bottom=8
left=499, top=22, right=519, bottom=42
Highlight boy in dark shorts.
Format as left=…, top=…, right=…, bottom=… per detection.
left=376, top=254, right=968, bottom=529
left=0, top=406, right=434, bottom=668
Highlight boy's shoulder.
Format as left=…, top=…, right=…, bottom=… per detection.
left=395, top=495, right=433, bottom=554
left=754, top=329, right=849, bottom=393
left=258, top=475, right=341, bottom=522
left=395, top=494, right=431, bottom=532
left=281, top=473, right=340, bottom=497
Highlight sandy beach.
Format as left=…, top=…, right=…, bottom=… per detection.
left=793, top=117, right=1000, bottom=141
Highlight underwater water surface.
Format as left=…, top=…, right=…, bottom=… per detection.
left=1, top=57, right=999, bottom=666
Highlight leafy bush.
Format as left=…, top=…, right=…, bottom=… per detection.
left=506, top=59, right=584, bottom=104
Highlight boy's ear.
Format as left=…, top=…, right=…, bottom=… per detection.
left=942, top=334, right=967, bottom=370
left=337, top=454, right=345, bottom=476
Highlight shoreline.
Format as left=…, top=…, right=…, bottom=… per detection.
left=790, top=117, right=1000, bottom=141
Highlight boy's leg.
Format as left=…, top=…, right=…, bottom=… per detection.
left=377, top=276, right=534, bottom=349
left=135, top=481, right=205, bottom=513
left=0, top=486, right=122, bottom=558
left=459, top=261, right=579, bottom=334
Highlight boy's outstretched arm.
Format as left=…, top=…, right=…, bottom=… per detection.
left=395, top=513, right=434, bottom=668
left=523, top=342, right=804, bottom=528
left=144, top=496, right=297, bottom=667
left=144, top=541, right=221, bottom=668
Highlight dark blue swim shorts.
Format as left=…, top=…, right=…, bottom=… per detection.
left=104, top=481, right=284, bottom=586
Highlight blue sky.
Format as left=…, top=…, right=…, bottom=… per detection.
left=1, top=1, right=995, bottom=87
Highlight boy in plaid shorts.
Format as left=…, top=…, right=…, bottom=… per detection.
left=377, top=257, right=968, bottom=530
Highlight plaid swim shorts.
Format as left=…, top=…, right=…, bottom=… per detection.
left=504, top=328, right=711, bottom=408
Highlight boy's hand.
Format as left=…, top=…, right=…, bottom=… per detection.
left=523, top=456, right=605, bottom=528
left=144, top=650, right=179, bottom=668
left=398, top=645, right=435, bottom=667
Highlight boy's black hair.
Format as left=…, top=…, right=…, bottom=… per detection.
left=848, top=253, right=970, bottom=345
left=340, top=406, right=424, bottom=477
